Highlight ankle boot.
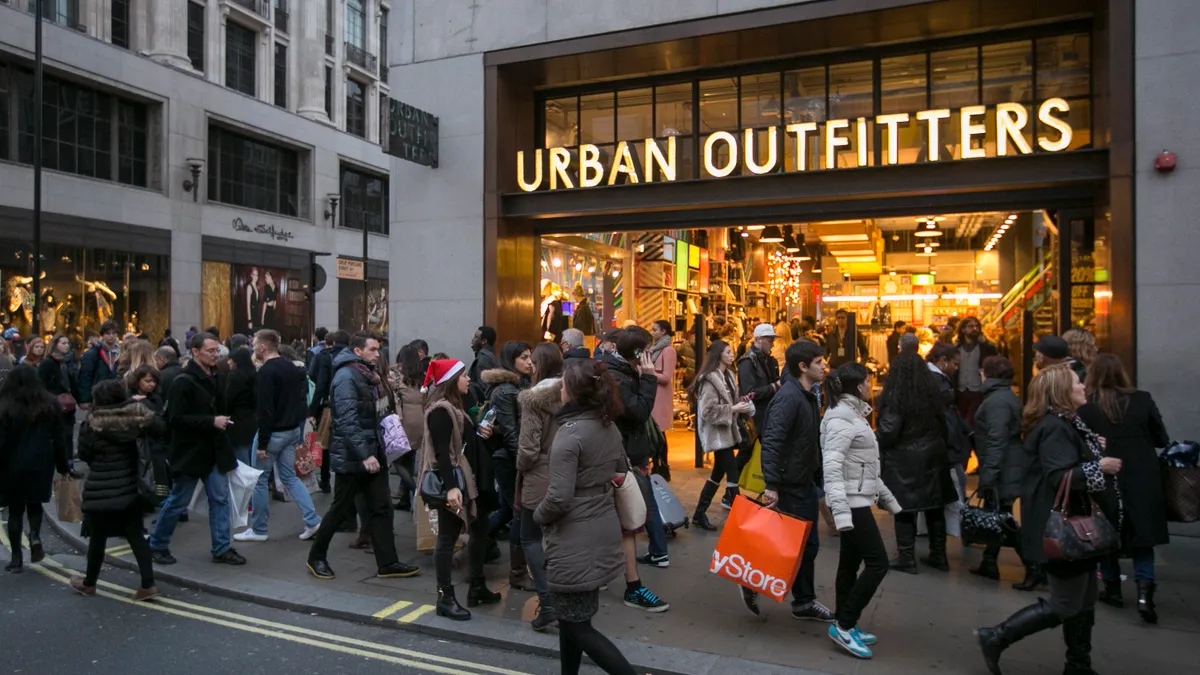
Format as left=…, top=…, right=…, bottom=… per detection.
left=921, top=516, right=950, bottom=571
left=1098, top=579, right=1123, bottom=608
left=1136, top=580, right=1157, bottom=624
left=509, top=545, right=534, bottom=590
left=890, top=516, right=918, bottom=574
left=692, top=480, right=720, bottom=531
left=1062, top=609, right=1099, bottom=675
left=436, top=585, right=471, bottom=621
left=976, top=599, right=1062, bottom=675
left=1013, top=563, right=1048, bottom=591
left=467, top=576, right=502, bottom=607
left=971, top=547, right=1001, bottom=580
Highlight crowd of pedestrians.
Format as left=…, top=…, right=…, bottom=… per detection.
left=0, top=313, right=1179, bottom=675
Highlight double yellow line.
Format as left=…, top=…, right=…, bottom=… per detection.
left=0, top=523, right=529, bottom=675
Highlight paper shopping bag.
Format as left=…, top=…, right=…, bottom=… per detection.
left=54, top=475, right=83, bottom=523
left=737, top=440, right=765, bottom=497
left=315, top=409, right=333, bottom=450
left=710, top=495, right=811, bottom=603
left=415, top=504, right=439, bottom=552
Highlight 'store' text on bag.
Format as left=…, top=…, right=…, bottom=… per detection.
left=711, top=550, right=789, bottom=600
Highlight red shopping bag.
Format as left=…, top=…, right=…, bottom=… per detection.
left=710, top=495, right=811, bottom=603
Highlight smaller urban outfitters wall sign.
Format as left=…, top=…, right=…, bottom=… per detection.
left=386, top=98, right=439, bottom=168
left=232, top=217, right=294, bottom=242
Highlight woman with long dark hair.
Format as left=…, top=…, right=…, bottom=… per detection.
left=876, top=348, right=955, bottom=574
left=388, top=344, right=426, bottom=511
left=39, top=333, right=77, bottom=455
left=480, top=340, right=534, bottom=590
left=688, top=339, right=753, bottom=530
left=535, top=358, right=636, bottom=675
left=420, top=359, right=499, bottom=621
left=1079, top=353, right=1170, bottom=622
left=821, top=363, right=901, bottom=659
left=223, top=346, right=258, bottom=469
left=976, top=364, right=1122, bottom=675
left=0, top=365, right=69, bottom=572
left=516, top=341, right=565, bottom=631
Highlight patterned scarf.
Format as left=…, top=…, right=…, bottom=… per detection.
left=1050, top=407, right=1123, bottom=527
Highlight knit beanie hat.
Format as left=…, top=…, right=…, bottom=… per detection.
left=422, top=359, right=465, bottom=393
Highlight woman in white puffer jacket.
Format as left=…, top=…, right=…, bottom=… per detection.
left=819, top=363, right=902, bottom=661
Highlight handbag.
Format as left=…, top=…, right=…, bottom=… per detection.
left=57, top=392, right=77, bottom=415
left=380, top=413, right=412, bottom=463
left=135, top=437, right=168, bottom=506
left=613, top=463, right=648, bottom=531
left=961, top=489, right=1020, bottom=547
left=1042, top=469, right=1119, bottom=563
left=419, top=466, right=467, bottom=508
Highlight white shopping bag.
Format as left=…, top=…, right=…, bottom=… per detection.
left=945, top=466, right=967, bottom=538
left=187, top=461, right=263, bottom=529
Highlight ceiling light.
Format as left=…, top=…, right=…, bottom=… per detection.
left=914, top=217, right=928, bottom=223
left=810, top=263, right=822, bottom=272
left=834, top=255, right=877, bottom=263
left=1008, top=214, right=1017, bottom=220
left=934, top=216, right=947, bottom=222
left=783, top=233, right=801, bottom=252
left=552, top=257, right=562, bottom=268
left=923, top=245, right=933, bottom=253
left=882, top=293, right=939, bottom=301
left=746, top=225, right=766, bottom=231
left=832, top=249, right=875, bottom=256
left=915, top=252, right=938, bottom=257
left=819, top=234, right=870, bottom=242
left=914, top=229, right=943, bottom=237
left=820, top=295, right=876, bottom=303
left=941, top=293, right=1003, bottom=300
left=741, top=231, right=749, bottom=238
left=929, top=241, right=941, bottom=247
left=890, top=270, right=897, bottom=277
left=760, top=225, right=784, bottom=243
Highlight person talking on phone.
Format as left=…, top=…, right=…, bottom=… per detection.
left=148, top=333, right=247, bottom=567
left=305, top=332, right=420, bottom=581
left=733, top=324, right=782, bottom=506
left=688, top=340, right=754, bottom=531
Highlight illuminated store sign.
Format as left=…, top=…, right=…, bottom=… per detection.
left=517, top=98, right=1075, bottom=192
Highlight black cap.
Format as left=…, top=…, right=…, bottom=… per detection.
left=1035, top=336, right=1070, bottom=360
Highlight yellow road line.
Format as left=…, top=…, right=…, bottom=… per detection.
left=29, top=563, right=526, bottom=675
left=397, top=604, right=435, bottom=624
left=372, top=599, right=413, bottom=619
left=106, top=546, right=133, bottom=556
left=37, top=557, right=525, bottom=675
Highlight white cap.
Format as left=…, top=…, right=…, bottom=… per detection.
left=753, top=323, right=777, bottom=340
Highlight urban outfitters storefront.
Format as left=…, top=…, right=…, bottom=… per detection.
left=481, top=0, right=1135, bottom=373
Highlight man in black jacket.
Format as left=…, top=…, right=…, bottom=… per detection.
left=308, top=329, right=350, bottom=492
left=76, top=320, right=120, bottom=408
left=306, top=332, right=419, bottom=581
left=467, top=326, right=498, bottom=407
left=735, top=323, right=782, bottom=498
left=154, top=346, right=183, bottom=399
left=147, top=333, right=246, bottom=567
left=749, top=339, right=833, bottom=621
left=827, top=309, right=869, bottom=369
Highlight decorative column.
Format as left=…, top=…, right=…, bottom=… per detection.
left=145, top=0, right=190, bottom=69
left=297, top=0, right=330, bottom=122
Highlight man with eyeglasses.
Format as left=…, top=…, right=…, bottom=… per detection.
left=148, top=332, right=247, bottom=567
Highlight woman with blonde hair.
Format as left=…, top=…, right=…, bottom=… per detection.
left=118, top=339, right=154, bottom=382
left=976, top=364, right=1122, bottom=675
left=1061, top=328, right=1096, bottom=383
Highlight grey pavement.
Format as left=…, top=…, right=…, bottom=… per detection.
left=36, top=433, right=1200, bottom=675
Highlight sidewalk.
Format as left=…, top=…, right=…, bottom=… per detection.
left=47, top=432, right=1200, bottom=675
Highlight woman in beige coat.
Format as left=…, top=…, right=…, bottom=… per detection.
left=687, top=340, right=753, bottom=530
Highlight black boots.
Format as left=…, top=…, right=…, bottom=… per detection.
left=971, top=546, right=1001, bottom=580
left=976, top=599, right=1063, bottom=675
left=1013, top=563, right=1048, bottom=591
left=1063, top=609, right=1098, bottom=675
left=436, top=585, right=471, bottom=621
left=920, top=516, right=950, bottom=571
left=1098, top=579, right=1123, bottom=608
left=692, top=480, right=720, bottom=531
left=509, top=545, right=534, bottom=590
left=890, top=516, right=918, bottom=574
left=467, top=576, right=502, bottom=607
left=1136, top=580, right=1158, bottom=624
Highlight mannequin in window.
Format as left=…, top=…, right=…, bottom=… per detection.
left=245, top=267, right=262, bottom=334
left=539, top=279, right=567, bottom=343
left=571, top=282, right=596, bottom=337
left=76, top=275, right=117, bottom=324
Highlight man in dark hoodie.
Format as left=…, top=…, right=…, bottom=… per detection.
left=309, top=329, right=350, bottom=492
left=733, top=323, right=783, bottom=505
left=306, top=332, right=419, bottom=581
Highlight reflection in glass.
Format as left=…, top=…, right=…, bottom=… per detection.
left=1037, top=34, right=1090, bottom=100
left=828, top=61, right=872, bottom=120
left=982, top=41, right=1032, bottom=105
left=544, top=97, right=577, bottom=148
left=699, top=78, right=738, bottom=132
left=740, top=72, right=781, bottom=128
left=784, top=67, right=825, bottom=124
left=881, top=54, right=926, bottom=114
left=617, top=88, right=653, bottom=140
left=654, top=83, right=692, bottom=136
left=579, top=92, right=615, bottom=145
left=931, top=47, right=978, bottom=109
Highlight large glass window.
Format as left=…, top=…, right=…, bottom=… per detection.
left=111, top=0, right=130, bottom=49
left=274, top=43, right=287, bottom=108
left=346, top=78, right=366, bottom=138
left=340, top=165, right=389, bottom=235
left=324, top=66, right=333, bottom=120
left=38, top=0, right=81, bottom=30
left=982, top=41, right=1033, bottom=105
left=783, top=67, right=824, bottom=171
left=207, top=126, right=299, bottom=216
left=225, top=22, right=257, bottom=96
left=881, top=54, right=926, bottom=114
left=187, top=1, right=206, bottom=72
left=117, top=101, right=147, bottom=187
left=345, top=0, right=366, bottom=50
left=931, top=47, right=979, bottom=109
left=828, top=61, right=873, bottom=168
left=380, top=8, right=389, bottom=78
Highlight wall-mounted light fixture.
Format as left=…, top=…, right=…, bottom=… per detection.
left=324, top=193, right=341, bottom=222
left=182, top=157, right=205, bottom=201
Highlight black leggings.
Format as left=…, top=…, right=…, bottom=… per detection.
left=5, top=502, right=45, bottom=552
left=85, top=510, right=154, bottom=589
left=433, top=506, right=491, bottom=587
left=559, top=619, right=636, bottom=675
left=708, top=447, right=738, bottom=485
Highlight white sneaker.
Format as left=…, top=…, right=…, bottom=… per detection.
left=299, top=522, right=321, bottom=541
left=233, top=530, right=267, bottom=542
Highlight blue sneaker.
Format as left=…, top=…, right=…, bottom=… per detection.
left=623, top=586, right=670, bottom=612
left=851, top=627, right=877, bottom=646
left=828, top=624, right=872, bottom=659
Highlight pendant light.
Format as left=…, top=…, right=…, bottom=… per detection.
left=760, top=225, right=784, bottom=243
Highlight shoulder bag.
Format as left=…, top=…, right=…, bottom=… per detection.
left=1042, top=469, right=1119, bottom=563
left=419, top=463, right=467, bottom=509
left=613, top=456, right=648, bottom=531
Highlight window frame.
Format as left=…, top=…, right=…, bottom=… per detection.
left=345, top=77, right=366, bottom=138
left=273, top=42, right=288, bottom=108
left=111, top=0, right=130, bottom=49
left=339, top=163, right=390, bottom=236
left=207, top=125, right=301, bottom=217
left=224, top=21, right=258, bottom=97
left=187, top=1, right=206, bottom=72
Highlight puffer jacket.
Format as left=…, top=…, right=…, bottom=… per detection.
left=533, top=404, right=626, bottom=593
left=820, top=396, right=901, bottom=530
left=695, top=370, right=748, bottom=453
left=600, top=353, right=657, bottom=467
left=329, top=349, right=384, bottom=474
left=481, top=368, right=524, bottom=461
left=78, top=402, right=162, bottom=513
left=759, top=377, right=822, bottom=498
left=517, top=377, right=561, bottom=509
left=973, top=378, right=1027, bottom=502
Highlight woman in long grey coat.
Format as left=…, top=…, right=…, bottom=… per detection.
left=534, top=358, right=635, bottom=675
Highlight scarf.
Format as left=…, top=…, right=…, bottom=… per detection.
left=648, top=335, right=672, bottom=363
left=1050, top=407, right=1123, bottom=528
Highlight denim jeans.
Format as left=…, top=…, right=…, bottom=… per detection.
left=1100, top=546, right=1156, bottom=583
left=233, top=444, right=253, bottom=469
left=250, top=426, right=320, bottom=535
left=634, top=471, right=668, bottom=557
left=489, top=456, right=520, bottom=546
left=777, top=488, right=821, bottom=609
left=149, top=464, right=232, bottom=557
